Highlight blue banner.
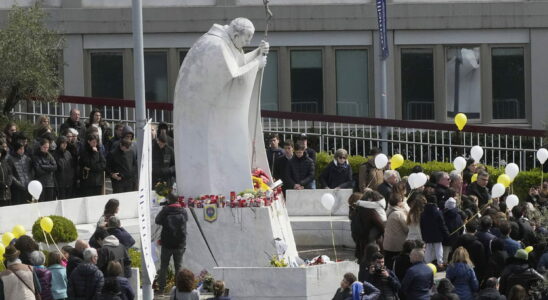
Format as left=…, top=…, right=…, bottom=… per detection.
left=376, top=0, right=389, bottom=60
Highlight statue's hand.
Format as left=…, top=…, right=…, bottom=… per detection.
left=259, top=40, right=270, bottom=55
left=258, top=55, right=267, bottom=69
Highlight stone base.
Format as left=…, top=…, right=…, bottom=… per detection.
left=211, top=261, right=359, bottom=300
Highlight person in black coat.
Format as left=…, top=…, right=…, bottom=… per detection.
left=477, top=277, right=506, bottom=300
left=155, top=194, right=188, bottom=292
left=0, top=139, right=12, bottom=206
left=451, top=220, right=487, bottom=282
left=8, top=142, right=34, bottom=204
left=266, top=133, right=284, bottom=174
left=151, top=133, right=175, bottom=188
left=476, top=215, right=497, bottom=258
left=432, top=171, right=451, bottom=209
left=79, top=134, right=106, bottom=197
left=60, top=108, right=86, bottom=141
left=431, top=278, right=460, bottom=300
left=104, top=261, right=135, bottom=300
left=68, top=247, right=105, bottom=300
left=466, top=170, right=491, bottom=207
left=53, top=136, right=76, bottom=200
left=286, top=143, right=315, bottom=190
left=95, top=228, right=132, bottom=279
left=361, top=252, right=401, bottom=300
left=107, top=139, right=137, bottom=194
left=442, top=196, right=464, bottom=262
left=420, top=194, right=449, bottom=266
left=272, top=140, right=293, bottom=196
left=106, top=217, right=135, bottom=249
left=320, top=149, right=353, bottom=189
left=33, top=138, right=58, bottom=202
left=377, top=170, right=400, bottom=202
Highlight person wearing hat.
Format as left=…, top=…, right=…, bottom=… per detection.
left=0, top=245, right=42, bottom=300
left=296, top=133, right=316, bottom=162
left=106, top=216, right=135, bottom=249
left=499, top=248, right=545, bottom=297
left=95, top=227, right=132, bottom=278
left=442, top=191, right=464, bottom=263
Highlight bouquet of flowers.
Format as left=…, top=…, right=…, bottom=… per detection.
left=154, top=181, right=171, bottom=197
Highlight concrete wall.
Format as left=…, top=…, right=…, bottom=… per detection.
left=530, top=29, right=548, bottom=130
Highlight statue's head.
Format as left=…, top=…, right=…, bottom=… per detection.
left=228, top=18, right=255, bottom=50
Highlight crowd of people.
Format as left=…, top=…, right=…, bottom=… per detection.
left=0, top=108, right=176, bottom=206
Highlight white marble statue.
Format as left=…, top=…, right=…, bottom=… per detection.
left=173, top=18, right=270, bottom=197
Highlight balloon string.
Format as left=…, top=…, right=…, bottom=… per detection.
left=329, top=211, right=338, bottom=264
left=449, top=199, right=492, bottom=236
left=47, top=232, right=62, bottom=254
left=41, top=229, right=49, bottom=247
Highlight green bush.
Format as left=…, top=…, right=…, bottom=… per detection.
left=315, top=152, right=546, bottom=201
left=128, top=248, right=142, bottom=269
left=31, top=216, right=77, bottom=243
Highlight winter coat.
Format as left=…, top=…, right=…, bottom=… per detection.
left=499, top=262, right=545, bottom=296
left=97, top=236, right=132, bottom=278
left=377, top=182, right=393, bottom=203
left=151, top=142, right=175, bottom=187
left=0, top=156, right=12, bottom=203
left=68, top=262, right=104, bottom=300
left=273, top=155, right=291, bottom=191
left=393, top=253, right=412, bottom=282
left=79, top=144, right=106, bottom=187
left=420, top=203, right=449, bottom=243
left=515, top=217, right=537, bottom=246
left=466, top=182, right=490, bottom=207
left=266, top=147, right=284, bottom=172
left=435, top=184, right=451, bottom=209
left=351, top=205, right=385, bottom=255
left=501, top=236, right=521, bottom=257
left=169, top=288, right=200, bottom=300
left=446, top=262, right=479, bottom=300
left=358, top=159, right=383, bottom=192
left=107, top=227, right=136, bottom=249
left=0, top=262, right=42, bottom=300
left=155, top=203, right=188, bottom=249
left=443, top=208, right=464, bottom=247
left=60, top=118, right=85, bottom=139
left=107, top=146, right=137, bottom=183
left=48, top=264, right=68, bottom=300
left=537, top=252, right=548, bottom=273
left=320, top=160, right=353, bottom=189
left=383, top=205, right=409, bottom=252
left=486, top=250, right=508, bottom=279
left=475, top=230, right=496, bottom=257
left=452, top=234, right=487, bottom=281
left=66, top=251, right=83, bottom=278
left=33, top=151, right=57, bottom=188
left=361, top=268, right=401, bottom=299
left=400, top=262, right=433, bottom=300
left=8, top=151, right=33, bottom=192
left=104, top=276, right=134, bottom=300
left=53, top=148, right=75, bottom=189
left=35, top=265, right=54, bottom=300
left=286, top=153, right=315, bottom=189
left=477, top=288, right=507, bottom=300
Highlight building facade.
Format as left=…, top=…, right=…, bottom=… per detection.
left=1, top=0, right=548, bottom=129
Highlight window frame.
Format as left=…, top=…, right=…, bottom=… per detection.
left=85, top=49, right=130, bottom=99
left=143, top=49, right=170, bottom=103
left=288, top=47, right=325, bottom=114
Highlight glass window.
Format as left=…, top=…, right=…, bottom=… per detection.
left=492, top=48, right=525, bottom=119
left=144, top=51, right=168, bottom=102
left=446, top=47, right=481, bottom=119
left=90, top=52, right=124, bottom=99
left=261, top=51, right=278, bottom=111
left=179, top=50, right=187, bottom=66
left=401, top=49, right=434, bottom=120
left=290, top=50, right=323, bottom=113
left=336, top=49, right=369, bottom=117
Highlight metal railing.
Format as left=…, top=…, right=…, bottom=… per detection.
left=12, top=96, right=546, bottom=170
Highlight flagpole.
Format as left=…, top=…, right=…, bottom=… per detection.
left=376, top=0, right=389, bottom=154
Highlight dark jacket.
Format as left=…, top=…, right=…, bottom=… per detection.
left=351, top=205, right=385, bottom=263
left=79, top=144, right=106, bottom=187
left=68, top=262, right=105, bottom=300
left=393, top=253, right=412, bottom=282
left=435, top=184, right=451, bottom=209
left=97, top=236, right=132, bottom=278
left=400, top=262, right=433, bottom=300
left=362, top=267, right=401, bottom=299
left=477, top=288, right=506, bottom=300
left=420, top=203, right=449, bottom=243
left=151, top=142, right=175, bottom=187
left=486, top=250, right=509, bottom=279
left=376, top=182, right=393, bottom=202
left=35, top=265, right=53, bottom=300
left=452, top=233, right=487, bottom=281
left=431, top=293, right=459, bottom=300
left=286, top=153, right=315, bottom=189
left=107, top=227, right=136, bottom=249
left=104, top=276, right=134, bottom=300
left=515, top=217, right=537, bottom=246
left=33, top=151, right=57, bottom=188
left=266, top=147, right=284, bottom=173
left=107, top=146, right=137, bottom=182
left=475, top=229, right=496, bottom=258
left=66, top=250, right=84, bottom=278
left=320, top=160, right=353, bottom=189
left=8, top=151, right=33, bottom=191
left=53, top=148, right=75, bottom=189
left=499, top=261, right=545, bottom=296
left=446, top=262, right=479, bottom=300
left=443, top=208, right=464, bottom=247
left=0, top=155, right=12, bottom=203
left=155, top=203, right=188, bottom=249
left=60, top=118, right=85, bottom=139
left=466, top=182, right=490, bottom=207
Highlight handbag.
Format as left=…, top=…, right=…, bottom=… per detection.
left=9, top=265, right=41, bottom=300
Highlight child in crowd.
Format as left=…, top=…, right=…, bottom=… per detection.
left=206, top=280, right=231, bottom=300
left=48, top=251, right=68, bottom=300
left=30, top=250, right=53, bottom=300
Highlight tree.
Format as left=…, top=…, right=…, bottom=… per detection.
left=0, top=4, right=64, bottom=118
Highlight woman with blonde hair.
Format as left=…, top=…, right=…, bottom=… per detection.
left=446, top=246, right=479, bottom=300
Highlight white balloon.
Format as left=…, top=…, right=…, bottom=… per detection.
left=320, top=193, right=335, bottom=211
left=506, top=194, right=519, bottom=210
left=374, top=154, right=388, bottom=169
left=505, top=163, right=520, bottom=180
left=537, top=148, right=548, bottom=165
left=408, top=173, right=418, bottom=189
left=470, top=145, right=484, bottom=162
left=27, top=180, right=43, bottom=200
left=491, top=183, right=506, bottom=199
left=416, top=172, right=428, bottom=189
left=453, top=157, right=467, bottom=172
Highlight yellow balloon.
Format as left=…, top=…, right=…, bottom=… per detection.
left=0, top=243, right=5, bottom=260
left=497, top=174, right=511, bottom=188
left=40, top=217, right=54, bottom=233
left=1, top=232, right=15, bottom=246
left=12, top=225, right=26, bottom=238
left=471, top=173, right=478, bottom=183
left=455, top=113, right=468, bottom=131
left=525, top=246, right=534, bottom=253
left=427, top=263, right=437, bottom=275
left=390, top=154, right=404, bottom=170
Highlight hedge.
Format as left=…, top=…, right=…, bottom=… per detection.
left=31, top=215, right=78, bottom=243
left=315, top=152, right=546, bottom=201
